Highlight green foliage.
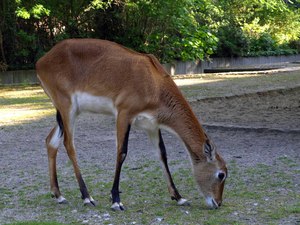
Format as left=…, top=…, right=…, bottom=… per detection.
left=93, top=0, right=218, bottom=62
left=1, top=0, right=300, bottom=69
left=215, top=25, right=249, bottom=57
left=213, top=0, right=300, bottom=57
left=31, top=4, right=50, bottom=19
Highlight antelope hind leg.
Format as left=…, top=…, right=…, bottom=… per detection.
left=46, top=126, right=68, bottom=204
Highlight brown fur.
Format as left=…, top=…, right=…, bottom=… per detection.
left=36, top=39, right=227, bottom=209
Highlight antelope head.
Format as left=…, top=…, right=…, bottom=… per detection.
left=193, top=139, right=227, bottom=209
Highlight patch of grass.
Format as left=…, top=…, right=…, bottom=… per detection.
left=0, top=86, right=48, bottom=106
left=5, top=222, right=67, bottom=225
left=2, top=156, right=299, bottom=224
left=0, top=188, right=14, bottom=210
left=178, top=70, right=300, bottom=100
left=225, top=159, right=299, bottom=224
left=0, top=85, right=54, bottom=126
left=277, top=155, right=299, bottom=168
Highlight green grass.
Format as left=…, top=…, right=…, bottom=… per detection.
left=0, top=86, right=48, bottom=106
left=5, top=222, right=67, bottom=225
left=4, top=157, right=298, bottom=225
left=177, top=70, right=300, bottom=100
left=0, top=85, right=54, bottom=126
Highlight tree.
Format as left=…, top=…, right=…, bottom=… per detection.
left=213, top=0, right=300, bottom=56
left=1, top=0, right=299, bottom=70
left=94, top=0, right=218, bottom=62
left=0, top=0, right=16, bottom=71
left=4, top=0, right=112, bottom=69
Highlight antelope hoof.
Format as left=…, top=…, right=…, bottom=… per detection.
left=57, top=196, right=68, bottom=204
left=177, top=198, right=190, bottom=206
left=111, top=202, right=125, bottom=211
left=83, top=197, right=96, bottom=206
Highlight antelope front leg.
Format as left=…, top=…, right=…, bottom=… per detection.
left=149, top=130, right=189, bottom=206
left=111, top=112, right=131, bottom=211
left=63, top=126, right=96, bottom=206
left=58, top=108, right=96, bottom=207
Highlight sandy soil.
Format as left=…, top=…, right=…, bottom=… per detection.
left=191, top=87, right=300, bottom=166
left=0, top=80, right=299, bottom=224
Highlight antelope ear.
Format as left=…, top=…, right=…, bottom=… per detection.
left=204, top=139, right=216, bottom=162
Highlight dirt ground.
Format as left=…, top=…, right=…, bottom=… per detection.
left=0, top=75, right=299, bottom=224
left=191, top=87, right=300, bottom=166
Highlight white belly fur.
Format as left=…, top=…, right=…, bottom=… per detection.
left=72, top=92, right=159, bottom=132
left=74, top=92, right=117, bottom=116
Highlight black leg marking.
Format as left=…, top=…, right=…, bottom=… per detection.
left=77, top=171, right=96, bottom=206
left=56, top=110, right=64, bottom=137
left=158, top=130, right=182, bottom=201
left=78, top=174, right=89, bottom=199
left=111, top=124, right=131, bottom=210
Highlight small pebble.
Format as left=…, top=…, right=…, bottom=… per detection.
left=156, top=217, right=164, bottom=222
left=93, top=214, right=101, bottom=219
left=103, top=213, right=110, bottom=221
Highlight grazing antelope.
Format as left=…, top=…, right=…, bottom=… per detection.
left=36, top=39, right=227, bottom=211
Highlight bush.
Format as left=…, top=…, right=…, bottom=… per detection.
left=246, top=33, right=298, bottom=57
left=215, top=25, right=249, bottom=57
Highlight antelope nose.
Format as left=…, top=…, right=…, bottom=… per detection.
left=213, top=199, right=222, bottom=208
left=207, top=197, right=221, bottom=209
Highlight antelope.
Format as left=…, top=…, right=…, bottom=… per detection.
left=36, top=39, right=227, bottom=211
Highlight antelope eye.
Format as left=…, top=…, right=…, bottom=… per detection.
left=218, top=172, right=225, bottom=181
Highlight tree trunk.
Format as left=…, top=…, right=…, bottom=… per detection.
left=0, top=31, right=7, bottom=64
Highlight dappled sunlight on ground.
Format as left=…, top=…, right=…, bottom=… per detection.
left=0, top=107, right=55, bottom=126
left=174, top=78, right=224, bottom=86
left=175, top=71, right=300, bottom=100
left=0, top=86, right=55, bottom=126
left=1, top=69, right=299, bottom=126
left=174, top=72, right=299, bottom=87
left=0, top=86, right=45, bottom=99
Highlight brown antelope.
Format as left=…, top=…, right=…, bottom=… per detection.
left=36, top=39, right=227, bottom=211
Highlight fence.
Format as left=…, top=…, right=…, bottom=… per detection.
left=163, top=54, right=300, bottom=75
left=1, top=55, right=300, bottom=85
left=0, top=70, right=38, bottom=85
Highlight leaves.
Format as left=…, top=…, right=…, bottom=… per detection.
left=31, top=4, right=50, bottom=19
left=213, top=0, right=300, bottom=57
left=1, top=0, right=300, bottom=69
left=15, top=7, right=30, bottom=19
left=117, top=0, right=218, bottom=62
